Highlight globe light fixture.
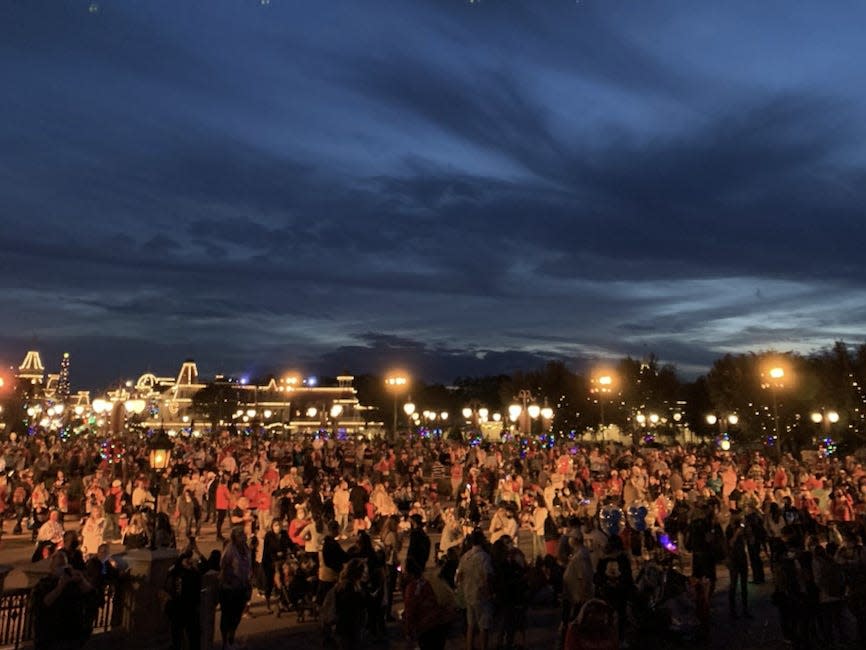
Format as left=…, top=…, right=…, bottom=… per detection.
left=527, top=404, right=541, bottom=419
left=403, top=402, right=416, bottom=417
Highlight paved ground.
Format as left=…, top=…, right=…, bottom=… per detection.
left=2, top=522, right=861, bottom=649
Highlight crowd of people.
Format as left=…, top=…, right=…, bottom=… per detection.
left=3, top=428, right=866, bottom=649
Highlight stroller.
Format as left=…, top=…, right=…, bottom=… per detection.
left=276, top=553, right=319, bottom=623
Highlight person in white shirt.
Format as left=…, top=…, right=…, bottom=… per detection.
left=37, top=509, right=65, bottom=546
left=131, top=479, right=154, bottom=511
left=332, top=480, right=350, bottom=537
left=489, top=504, right=518, bottom=544
left=532, top=496, right=549, bottom=560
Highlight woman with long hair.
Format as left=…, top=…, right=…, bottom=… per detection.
left=219, top=528, right=252, bottom=650
left=122, top=513, right=149, bottom=549
left=81, top=505, right=106, bottom=558
left=261, top=519, right=291, bottom=613
left=333, top=558, right=367, bottom=650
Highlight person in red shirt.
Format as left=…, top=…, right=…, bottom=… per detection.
left=289, top=506, right=310, bottom=548
left=215, top=477, right=231, bottom=542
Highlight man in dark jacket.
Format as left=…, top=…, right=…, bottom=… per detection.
left=406, top=514, right=431, bottom=571
left=319, top=520, right=348, bottom=604
left=726, top=513, right=752, bottom=618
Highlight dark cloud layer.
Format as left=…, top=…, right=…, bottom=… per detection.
left=1, top=0, right=866, bottom=388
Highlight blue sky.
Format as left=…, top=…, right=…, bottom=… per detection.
left=2, top=0, right=866, bottom=387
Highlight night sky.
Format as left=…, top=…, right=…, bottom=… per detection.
left=2, top=0, right=866, bottom=389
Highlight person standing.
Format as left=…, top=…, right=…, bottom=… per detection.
left=215, top=477, right=231, bottom=542
left=403, top=558, right=449, bottom=650
left=333, top=558, right=367, bottom=650
left=165, top=550, right=203, bottom=650
left=456, top=530, right=494, bottom=650
left=726, top=513, right=752, bottom=618
left=406, top=514, right=432, bottom=571
left=261, top=519, right=291, bottom=613
left=563, top=532, right=594, bottom=626
left=219, top=528, right=252, bottom=650
left=32, top=551, right=95, bottom=650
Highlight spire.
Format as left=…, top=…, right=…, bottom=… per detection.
left=18, top=350, right=45, bottom=383
left=176, top=359, right=199, bottom=386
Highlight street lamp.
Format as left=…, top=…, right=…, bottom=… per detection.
left=385, top=373, right=409, bottom=438
left=707, top=413, right=738, bottom=449
left=148, top=428, right=174, bottom=549
left=761, top=364, right=787, bottom=457
left=511, top=389, right=535, bottom=435
left=590, top=372, right=617, bottom=433
left=811, top=409, right=839, bottom=448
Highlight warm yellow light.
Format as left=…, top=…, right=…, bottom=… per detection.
left=403, top=402, right=416, bottom=416
left=727, top=414, right=738, bottom=425
left=810, top=412, right=823, bottom=424
left=769, top=367, right=785, bottom=380
left=508, top=404, right=521, bottom=421
left=706, top=414, right=718, bottom=425
left=636, top=413, right=647, bottom=425
left=74, top=406, right=84, bottom=416
left=540, top=406, right=554, bottom=420
left=828, top=411, right=840, bottom=423
left=478, top=407, right=489, bottom=419
left=598, top=375, right=613, bottom=386
left=720, top=439, right=731, bottom=451
left=462, top=407, right=472, bottom=419
left=440, top=412, right=448, bottom=421
left=263, top=409, right=273, bottom=418
left=92, top=399, right=110, bottom=414
left=649, top=413, right=659, bottom=424
left=53, top=404, right=64, bottom=415
left=246, top=409, right=256, bottom=417
left=385, top=374, right=409, bottom=387
left=306, top=407, right=318, bottom=418
left=330, top=404, right=343, bottom=418
left=527, top=404, right=541, bottom=419
left=492, top=413, right=502, bottom=422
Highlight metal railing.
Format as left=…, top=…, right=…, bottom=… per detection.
left=0, top=580, right=124, bottom=650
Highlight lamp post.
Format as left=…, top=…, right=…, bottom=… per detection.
left=761, top=365, right=786, bottom=458
left=810, top=409, right=839, bottom=446
left=590, top=372, right=616, bottom=438
left=706, top=413, right=738, bottom=449
left=403, top=401, right=416, bottom=434
left=510, top=389, right=535, bottom=437
left=634, top=412, right=660, bottom=442
left=385, top=374, right=409, bottom=440
left=148, top=428, right=174, bottom=550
